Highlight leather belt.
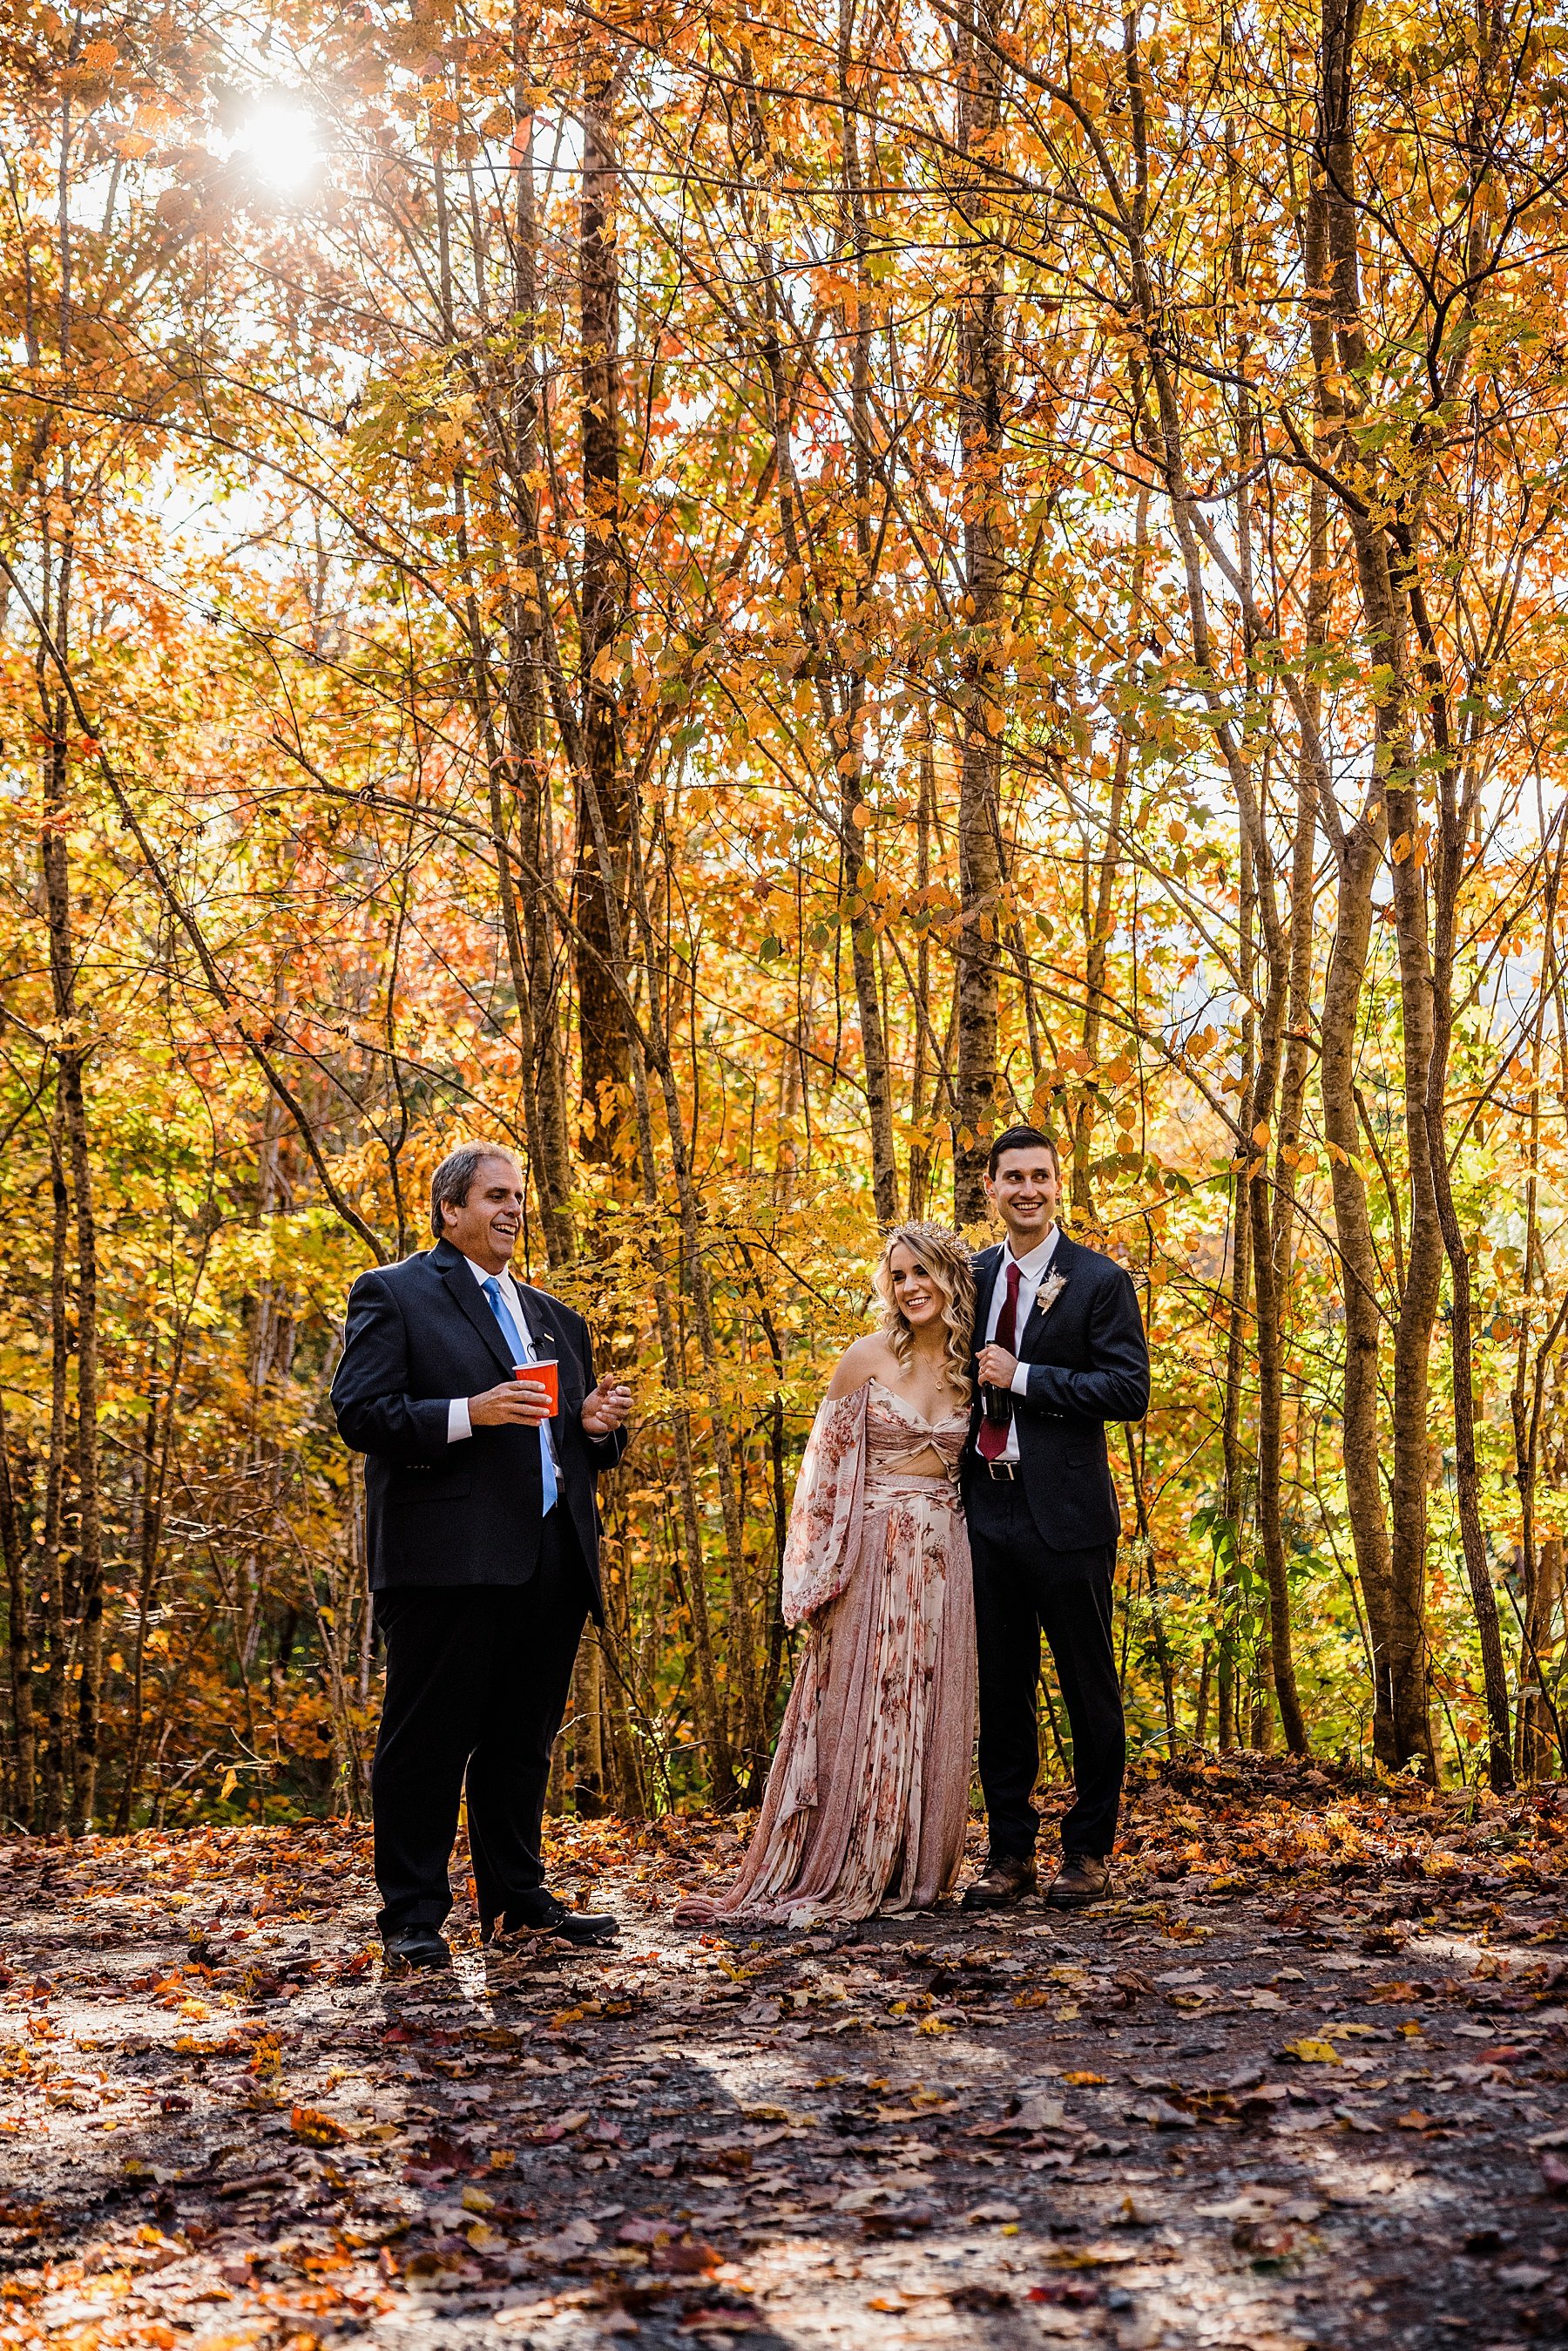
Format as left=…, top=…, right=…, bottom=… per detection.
left=983, top=1461, right=1019, bottom=1481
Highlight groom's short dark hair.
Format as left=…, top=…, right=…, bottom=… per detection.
left=988, top=1125, right=1061, bottom=1179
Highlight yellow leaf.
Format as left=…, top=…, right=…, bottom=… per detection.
left=1282, top=2036, right=1340, bottom=2064
left=1391, top=832, right=1412, bottom=863
left=1252, top=1121, right=1270, bottom=1147
left=917, top=2014, right=955, bottom=2035
left=1062, top=2070, right=1108, bottom=2085
left=291, top=2104, right=347, bottom=2145
left=220, top=1768, right=238, bottom=1802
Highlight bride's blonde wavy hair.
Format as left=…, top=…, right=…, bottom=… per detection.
left=874, top=1223, right=976, bottom=1402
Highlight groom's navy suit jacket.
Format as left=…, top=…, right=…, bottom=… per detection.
left=330, top=1238, right=625, bottom=1613
left=961, top=1230, right=1150, bottom=1551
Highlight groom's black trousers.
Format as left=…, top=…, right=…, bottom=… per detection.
left=966, top=1474, right=1125, bottom=1861
left=370, top=1511, right=591, bottom=1937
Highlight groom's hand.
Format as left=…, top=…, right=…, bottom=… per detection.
left=581, top=1380, right=633, bottom=1438
left=977, top=1343, right=1019, bottom=1387
left=470, top=1379, right=553, bottom=1427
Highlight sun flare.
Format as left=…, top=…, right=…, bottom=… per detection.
left=233, top=100, right=319, bottom=194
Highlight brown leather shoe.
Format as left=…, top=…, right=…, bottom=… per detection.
left=961, top=1853, right=1037, bottom=1911
left=1045, top=1853, right=1111, bottom=1907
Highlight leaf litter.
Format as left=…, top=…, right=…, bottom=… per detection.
left=0, top=1755, right=1565, bottom=2347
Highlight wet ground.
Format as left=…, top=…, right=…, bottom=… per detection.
left=2, top=1758, right=1565, bottom=2349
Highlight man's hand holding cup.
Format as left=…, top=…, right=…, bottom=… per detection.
left=470, top=1366, right=556, bottom=1427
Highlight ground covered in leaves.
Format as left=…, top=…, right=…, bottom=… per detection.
left=3, top=1760, right=1568, bottom=2351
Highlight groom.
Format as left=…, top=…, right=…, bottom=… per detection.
left=961, top=1128, right=1150, bottom=1910
left=333, top=1143, right=632, bottom=1970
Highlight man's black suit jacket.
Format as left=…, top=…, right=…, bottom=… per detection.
left=330, top=1238, right=626, bottom=1614
left=961, top=1230, right=1151, bottom=1550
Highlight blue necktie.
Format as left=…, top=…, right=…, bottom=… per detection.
left=483, top=1277, right=557, bottom=1515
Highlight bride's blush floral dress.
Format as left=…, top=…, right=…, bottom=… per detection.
left=679, top=1379, right=975, bottom=1922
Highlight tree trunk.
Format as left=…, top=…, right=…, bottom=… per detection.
left=0, top=1394, right=34, bottom=1827
left=1315, top=0, right=1438, bottom=1773
left=1217, top=836, right=1255, bottom=1751
left=506, top=56, right=573, bottom=1261
left=39, top=1124, right=71, bottom=1837
left=1418, top=641, right=1512, bottom=1787
left=571, top=1632, right=605, bottom=1816
left=951, top=0, right=1005, bottom=1223
left=42, top=839, right=104, bottom=1835
left=908, top=745, right=936, bottom=1217
left=1231, top=364, right=1308, bottom=1756
left=835, top=8, right=899, bottom=1225
left=576, top=58, right=632, bottom=1178
left=1073, top=491, right=1146, bottom=1225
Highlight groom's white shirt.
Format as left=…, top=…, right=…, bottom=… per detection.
left=981, top=1224, right=1061, bottom=1464
left=446, top=1258, right=537, bottom=1444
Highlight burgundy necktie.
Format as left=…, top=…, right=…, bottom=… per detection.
left=977, top=1260, right=1022, bottom=1461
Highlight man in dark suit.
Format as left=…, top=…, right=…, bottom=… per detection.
left=332, top=1143, right=632, bottom=1970
left=960, top=1126, right=1150, bottom=1910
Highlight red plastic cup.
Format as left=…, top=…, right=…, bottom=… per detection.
left=514, top=1360, right=558, bottom=1413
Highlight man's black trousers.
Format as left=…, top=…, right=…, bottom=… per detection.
left=370, top=1512, right=590, bottom=1938
left=966, top=1473, right=1125, bottom=1861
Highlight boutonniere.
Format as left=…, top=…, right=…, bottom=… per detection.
left=1035, top=1270, right=1068, bottom=1319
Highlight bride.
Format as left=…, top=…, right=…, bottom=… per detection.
left=679, top=1223, right=977, bottom=1923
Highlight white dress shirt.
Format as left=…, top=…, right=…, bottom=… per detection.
left=982, top=1224, right=1061, bottom=1463
left=447, top=1258, right=541, bottom=1444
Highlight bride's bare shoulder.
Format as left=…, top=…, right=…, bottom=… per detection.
left=826, top=1335, right=896, bottom=1401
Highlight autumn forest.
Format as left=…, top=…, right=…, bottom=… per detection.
left=2, top=0, right=1566, bottom=1839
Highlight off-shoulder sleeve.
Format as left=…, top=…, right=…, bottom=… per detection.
left=780, top=1385, right=869, bottom=1627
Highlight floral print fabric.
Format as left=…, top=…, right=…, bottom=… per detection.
left=780, top=1387, right=870, bottom=1626
left=679, top=1380, right=976, bottom=1923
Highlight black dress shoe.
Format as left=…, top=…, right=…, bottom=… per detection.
left=383, top=1927, right=453, bottom=1972
left=1045, top=1853, right=1112, bottom=1907
left=494, top=1887, right=619, bottom=1948
left=960, top=1853, right=1037, bottom=1911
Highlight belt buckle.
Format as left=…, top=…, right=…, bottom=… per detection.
left=987, top=1460, right=1017, bottom=1481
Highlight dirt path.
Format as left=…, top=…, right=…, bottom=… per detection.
left=2, top=1759, right=1565, bottom=2350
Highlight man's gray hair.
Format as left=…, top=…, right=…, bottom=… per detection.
left=430, top=1142, right=519, bottom=1242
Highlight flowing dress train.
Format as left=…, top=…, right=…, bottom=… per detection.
left=679, top=1379, right=975, bottom=1923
